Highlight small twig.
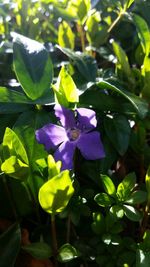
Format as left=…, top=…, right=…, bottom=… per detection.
left=76, top=23, right=85, bottom=52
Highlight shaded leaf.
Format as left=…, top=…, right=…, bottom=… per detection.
left=0, top=223, right=21, bottom=267
left=22, top=242, right=52, bottom=260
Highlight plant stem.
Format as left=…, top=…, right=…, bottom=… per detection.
left=107, top=11, right=125, bottom=33
left=51, top=214, right=58, bottom=267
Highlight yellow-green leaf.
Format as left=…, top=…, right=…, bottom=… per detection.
left=39, top=170, right=74, bottom=214
left=58, top=21, right=75, bottom=50
left=53, top=66, right=79, bottom=107
left=47, top=155, right=61, bottom=179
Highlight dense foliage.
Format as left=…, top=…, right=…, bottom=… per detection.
left=0, top=0, right=150, bottom=266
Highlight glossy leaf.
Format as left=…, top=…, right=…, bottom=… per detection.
left=0, top=223, right=21, bottom=267
left=123, top=204, right=142, bottom=221
left=57, top=46, right=97, bottom=82
left=125, top=190, right=147, bottom=205
left=58, top=21, right=75, bottom=50
left=96, top=81, right=148, bottom=119
left=39, top=170, right=74, bottom=214
left=94, top=193, right=114, bottom=207
left=133, top=14, right=150, bottom=56
left=53, top=66, right=79, bottom=107
left=57, top=243, right=78, bottom=262
left=110, top=205, right=124, bottom=218
left=101, top=175, right=116, bottom=196
left=117, top=172, right=136, bottom=201
left=13, top=33, right=53, bottom=100
left=22, top=242, right=52, bottom=259
left=112, top=40, right=132, bottom=77
left=136, top=249, right=150, bottom=267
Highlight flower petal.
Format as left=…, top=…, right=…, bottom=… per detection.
left=77, top=108, right=97, bottom=131
left=54, top=141, right=76, bottom=170
left=77, top=131, right=105, bottom=160
left=36, top=124, right=68, bottom=151
left=54, top=104, right=76, bottom=128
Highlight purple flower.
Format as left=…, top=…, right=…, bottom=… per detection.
left=36, top=104, right=105, bottom=170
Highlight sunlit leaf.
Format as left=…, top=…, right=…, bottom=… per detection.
left=53, top=66, right=79, bottom=107
left=125, top=191, right=147, bottom=205
left=67, top=0, right=91, bottom=24
left=101, top=175, right=116, bottom=196
left=57, top=243, right=78, bottom=262
left=145, top=165, right=150, bottom=202
left=112, top=40, right=133, bottom=78
left=58, top=21, right=75, bottom=50
left=133, top=14, right=150, bottom=56
left=12, top=33, right=53, bottom=100
left=123, top=204, right=142, bottom=221
left=39, top=170, right=74, bottom=214
left=117, top=173, right=136, bottom=201
left=94, top=193, right=114, bottom=207
left=47, top=155, right=61, bottom=179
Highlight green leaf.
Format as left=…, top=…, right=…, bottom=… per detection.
left=91, top=212, right=105, bottom=235
left=47, top=155, right=61, bottom=179
left=1, top=156, right=29, bottom=180
left=123, top=204, right=142, bottom=221
left=0, top=87, right=54, bottom=105
left=145, top=166, right=150, bottom=202
left=104, top=114, right=131, bottom=156
left=141, top=57, right=150, bottom=101
left=13, top=33, right=53, bottom=100
left=136, top=249, right=150, bottom=267
left=133, top=14, right=150, bottom=56
left=140, top=230, right=150, bottom=251
left=2, top=127, right=28, bottom=163
left=67, top=0, right=91, bottom=24
left=86, top=11, right=108, bottom=47
left=0, top=223, right=21, bottom=267
left=112, top=40, right=132, bottom=77
left=58, top=21, right=75, bottom=50
left=57, top=243, right=78, bottom=263
left=57, top=46, right=97, bottom=82
left=110, top=205, right=124, bottom=218
left=96, top=81, right=148, bottom=119
left=22, top=242, right=52, bottom=260
left=94, top=193, right=114, bottom=207
left=101, top=175, right=116, bottom=196
left=126, top=0, right=134, bottom=8
left=117, top=172, right=136, bottom=201
left=39, top=170, right=74, bottom=214
left=125, top=190, right=147, bottom=205
left=53, top=66, right=79, bottom=107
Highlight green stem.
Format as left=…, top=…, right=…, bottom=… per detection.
left=107, top=10, right=125, bottom=33
left=51, top=214, right=58, bottom=267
